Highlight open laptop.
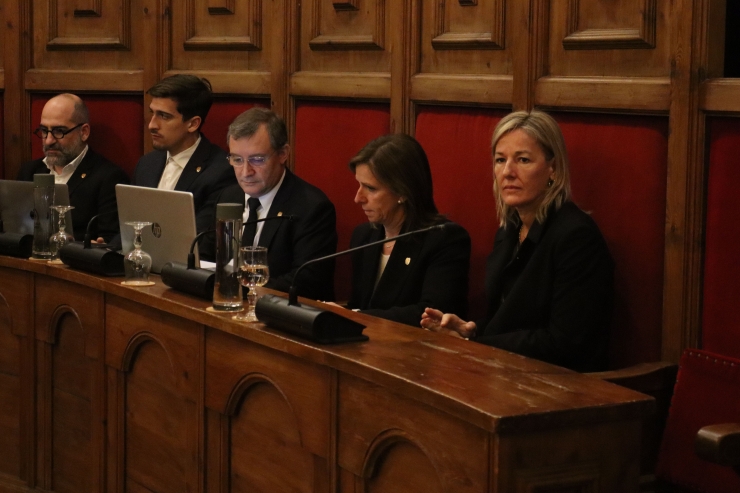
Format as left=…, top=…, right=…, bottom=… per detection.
left=116, top=184, right=199, bottom=273
left=0, top=180, right=71, bottom=235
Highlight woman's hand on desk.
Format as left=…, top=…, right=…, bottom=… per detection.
left=420, top=308, right=477, bottom=339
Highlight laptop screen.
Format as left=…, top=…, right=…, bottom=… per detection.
left=116, top=184, right=199, bottom=273
left=0, top=180, right=71, bottom=236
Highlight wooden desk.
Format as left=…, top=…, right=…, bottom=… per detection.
left=0, top=257, right=652, bottom=493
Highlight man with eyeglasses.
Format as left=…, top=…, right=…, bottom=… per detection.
left=133, top=75, right=235, bottom=238
left=207, top=107, right=338, bottom=301
left=16, top=93, right=129, bottom=241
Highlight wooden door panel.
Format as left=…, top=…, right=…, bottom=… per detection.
left=365, top=441, right=444, bottom=493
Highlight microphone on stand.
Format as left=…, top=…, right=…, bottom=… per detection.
left=58, top=211, right=125, bottom=275
left=256, top=223, right=446, bottom=344
left=161, top=215, right=297, bottom=300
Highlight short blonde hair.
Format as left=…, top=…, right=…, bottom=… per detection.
left=491, top=110, right=571, bottom=227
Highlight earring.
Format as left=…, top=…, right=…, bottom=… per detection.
left=547, top=179, right=554, bottom=188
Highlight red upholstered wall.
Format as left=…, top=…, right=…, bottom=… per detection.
left=417, top=107, right=667, bottom=368
left=415, top=106, right=506, bottom=321
left=703, top=117, right=740, bottom=359
left=31, top=95, right=144, bottom=177
left=294, top=101, right=391, bottom=301
left=556, top=113, right=667, bottom=367
left=200, top=98, right=268, bottom=152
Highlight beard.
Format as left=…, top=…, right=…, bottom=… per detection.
left=44, top=140, right=84, bottom=169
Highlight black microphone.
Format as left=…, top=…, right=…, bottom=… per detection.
left=58, top=210, right=125, bottom=276
left=256, top=223, right=446, bottom=344
left=161, top=215, right=297, bottom=300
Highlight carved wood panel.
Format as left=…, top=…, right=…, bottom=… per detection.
left=299, top=0, right=390, bottom=73
left=29, top=0, right=146, bottom=91
left=205, top=328, right=331, bottom=491
left=420, top=0, right=511, bottom=75
left=547, top=0, right=670, bottom=77
left=0, top=268, right=32, bottom=488
left=34, top=278, right=105, bottom=492
left=105, top=296, right=202, bottom=493
left=0, top=278, right=22, bottom=480
left=169, top=0, right=270, bottom=94
left=337, top=374, right=488, bottom=493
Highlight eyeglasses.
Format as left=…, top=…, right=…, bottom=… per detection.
left=227, top=151, right=276, bottom=168
left=33, top=123, right=83, bottom=140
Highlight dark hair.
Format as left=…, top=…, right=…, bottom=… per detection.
left=227, top=107, right=288, bottom=150
left=147, top=74, right=213, bottom=127
left=349, top=134, right=440, bottom=230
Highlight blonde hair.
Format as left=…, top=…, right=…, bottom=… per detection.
left=491, top=110, right=572, bottom=227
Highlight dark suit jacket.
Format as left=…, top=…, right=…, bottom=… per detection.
left=16, top=149, right=130, bottom=241
left=214, top=169, right=338, bottom=301
left=132, top=135, right=235, bottom=234
left=475, top=201, right=614, bottom=372
left=347, top=220, right=471, bottom=327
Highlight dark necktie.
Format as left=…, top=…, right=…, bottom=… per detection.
left=241, top=198, right=262, bottom=247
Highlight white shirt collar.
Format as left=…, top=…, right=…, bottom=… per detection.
left=167, top=135, right=201, bottom=170
left=44, top=145, right=89, bottom=184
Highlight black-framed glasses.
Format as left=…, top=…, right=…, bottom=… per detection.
left=33, top=123, right=83, bottom=140
left=227, top=150, right=276, bottom=168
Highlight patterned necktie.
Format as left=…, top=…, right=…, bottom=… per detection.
left=241, top=198, right=262, bottom=247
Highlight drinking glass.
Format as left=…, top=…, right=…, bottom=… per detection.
left=123, top=221, right=153, bottom=286
left=234, top=246, right=269, bottom=322
left=48, top=205, right=75, bottom=262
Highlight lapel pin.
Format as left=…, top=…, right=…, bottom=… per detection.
left=196, top=166, right=202, bottom=173
left=405, top=257, right=411, bottom=265
left=81, top=173, right=87, bottom=179
left=277, top=212, right=283, bottom=217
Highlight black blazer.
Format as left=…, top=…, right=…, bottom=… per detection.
left=475, top=201, right=614, bottom=372
left=347, top=220, right=471, bottom=327
left=132, top=135, right=235, bottom=234
left=213, top=169, right=338, bottom=301
left=16, top=149, right=130, bottom=241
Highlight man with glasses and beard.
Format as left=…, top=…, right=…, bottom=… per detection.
left=16, top=93, right=129, bottom=242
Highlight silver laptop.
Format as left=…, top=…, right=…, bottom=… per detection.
left=0, top=180, right=71, bottom=235
left=116, top=184, right=199, bottom=273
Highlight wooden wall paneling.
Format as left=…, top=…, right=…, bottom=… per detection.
left=205, top=328, right=332, bottom=492
left=2, top=0, right=32, bottom=180
left=0, top=268, right=34, bottom=490
left=33, top=278, right=105, bottom=492
left=337, top=374, right=488, bottom=493
left=294, top=0, right=392, bottom=101
left=662, top=0, right=712, bottom=362
left=538, top=0, right=672, bottom=111
left=270, top=0, right=294, bottom=121
left=105, top=295, right=203, bottom=493
left=27, top=0, right=146, bottom=92
left=389, top=0, right=413, bottom=133
left=166, top=0, right=270, bottom=96
left=141, top=0, right=165, bottom=155
left=510, top=0, right=548, bottom=111
left=411, top=0, right=513, bottom=107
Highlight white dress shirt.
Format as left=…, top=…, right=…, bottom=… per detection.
left=45, top=145, right=88, bottom=184
left=157, top=136, right=201, bottom=190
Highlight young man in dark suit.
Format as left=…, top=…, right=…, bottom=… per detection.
left=213, top=108, right=338, bottom=301
left=133, top=75, right=235, bottom=235
left=17, top=94, right=129, bottom=241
